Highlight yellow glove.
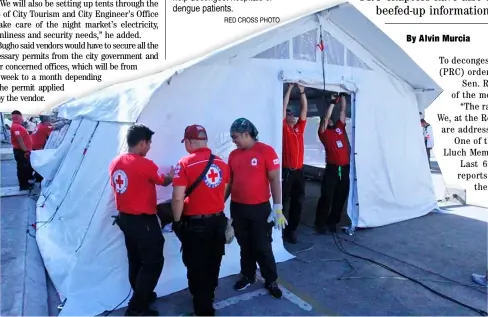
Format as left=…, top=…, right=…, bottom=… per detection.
left=267, top=204, right=288, bottom=230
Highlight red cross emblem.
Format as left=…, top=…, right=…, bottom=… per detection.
left=112, top=170, right=128, bottom=194
left=204, top=165, right=222, bottom=188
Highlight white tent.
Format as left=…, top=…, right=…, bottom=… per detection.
left=32, top=3, right=441, bottom=316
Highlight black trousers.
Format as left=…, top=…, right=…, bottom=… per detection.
left=426, top=147, right=431, bottom=166
left=118, top=213, right=164, bottom=313
left=315, top=164, right=350, bottom=228
left=181, top=213, right=227, bottom=316
left=230, top=201, right=278, bottom=283
left=13, top=149, right=33, bottom=189
left=282, top=168, right=305, bottom=234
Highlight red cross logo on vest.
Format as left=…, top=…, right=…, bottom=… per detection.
left=112, top=170, right=128, bottom=194
left=204, top=164, right=222, bottom=188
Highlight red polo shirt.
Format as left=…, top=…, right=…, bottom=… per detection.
left=31, top=123, right=54, bottom=150
left=108, top=153, right=166, bottom=215
left=318, top=120, right=350, bottom=166
left=173, top=148, right=229, bottom=216
left=228, top=142, right=280, bottom=205
left=10, top=123, right=32, bottom=151
left=282, top=118, right=306, bottom=169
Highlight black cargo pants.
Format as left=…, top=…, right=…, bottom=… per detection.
left=282, top=167, right=305, bottom=234
left=13, top=149, right=33, bottom=189
left=230, top=201, right=278, bottom=283
left=315, top=164, right=350, bottom=229
left=117, top=213, right=164, bottom=313
left=181, top=212, right=227, bottom=316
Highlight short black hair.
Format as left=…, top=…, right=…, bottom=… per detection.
left=126, top=124, right=154, bottom=148
left=11, top=110, right=21, bottom=115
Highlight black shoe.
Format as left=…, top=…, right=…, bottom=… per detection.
left=125, top=308, right=159, bottom=316
left=265, top=281, right=283, bottom=299
left=327, top=224, right=337, bottom=233
left=314, top=226, right=327, bottom=235
left=150, top=291, right=157, bottom=304
left=233, top=275, right=256, bottom=291
left=283, top=231, right=297, bottom=244
left=194, top=309, right=215, bottom=316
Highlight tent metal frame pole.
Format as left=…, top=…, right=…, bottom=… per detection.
left=345, top=92, right=359, bottom=235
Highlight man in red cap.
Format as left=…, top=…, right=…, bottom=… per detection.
left=109, top=123, right=174, bottom=316
left=172, top=124, right=230, bottom=316
left=10, top=110, right=34, bottom=190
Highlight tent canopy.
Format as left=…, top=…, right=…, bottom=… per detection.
left=35, top=4, right=439, bottom=317
left=57, top=3, right=441, bottom=123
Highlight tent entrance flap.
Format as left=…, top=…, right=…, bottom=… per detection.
left=279, top=70, right=356, bottom=93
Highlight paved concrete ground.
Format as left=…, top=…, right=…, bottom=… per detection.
left=1, top=151, right=486, bottom=316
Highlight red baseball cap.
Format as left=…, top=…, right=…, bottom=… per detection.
left=181, top=124, right=208, bottom=143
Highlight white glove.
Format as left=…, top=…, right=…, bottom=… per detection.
left=267, top=204, right=288, bottom=231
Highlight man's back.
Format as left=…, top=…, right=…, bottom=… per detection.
left=32, top=123, right=53, bottom=150
left=109, top=153, right=161, bottom=215
left=10, top=123, right=32, bottom=151
left=174, top=147, right=229, bottom=216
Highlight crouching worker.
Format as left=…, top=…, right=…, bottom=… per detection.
left=171, top=124, right=230, bottom=316
left=109, top=124, right=174, bottom=316
left=226, top=118, right=287, bottom=298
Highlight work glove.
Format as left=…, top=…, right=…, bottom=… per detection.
left=267, top=204, right=288, bottom=231
left=225, top=218, right=235, bottom=244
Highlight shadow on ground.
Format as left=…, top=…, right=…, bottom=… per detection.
left=103, top=182, right=487, bottom=316
left=2, top=152, right=486, bottom=316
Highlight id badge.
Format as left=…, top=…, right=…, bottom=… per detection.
left=336, top=140, right=343, bottom=148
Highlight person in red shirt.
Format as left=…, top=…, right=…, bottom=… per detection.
left=315, top=94, right=350, bottom=234
left=225, top=118, right=287, bottom=299
left=10, top=110, right=34, bottom=191
left=171, top=124, right=230, bottom=316
left=31, top=115, right=67, bottom=150
left=281, top=83, right=308, bottom=244
left=108, top=123, right=174, bottom=316
left=31, top=115, right=67, bottom=182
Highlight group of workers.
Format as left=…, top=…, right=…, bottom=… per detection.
left=108, top=82, right=351, bottom=316
left=282, top=83, right=350, bottom=240
left=9, top=110, right=66, bottom=190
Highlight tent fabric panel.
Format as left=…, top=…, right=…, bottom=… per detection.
left=56, top=72, right=172, bottom=123
left=139, top=63, right=294, bottom=270
left=353, top=71, right=437, bottom=227
left=31, top=120, right=82, bottom=185
left=52, top=122, right=131, bottom=316
left=35, top=119, right=98, bottom=294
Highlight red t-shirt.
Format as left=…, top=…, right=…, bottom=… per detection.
left=10, top=123, right=32, bottom=151
left=228, top=142, right=280, bottom=205
left=282, top=118, right=306, bottom=169
left=108, top=153, right=166, bottom=215
left=173, top=148, right=229, bottom=216
left=31, top=123, right=53, bottom=150
left=318, top=120, right=350, bottom=166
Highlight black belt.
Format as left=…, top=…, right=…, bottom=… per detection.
left=183, top=212, right=224, bottom=220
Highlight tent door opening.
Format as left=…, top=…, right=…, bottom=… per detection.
left=282, top=83, right=358, bottom=233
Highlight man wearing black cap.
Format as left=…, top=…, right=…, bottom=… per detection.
left=109, top=124, right=174, bottom=316
left=10, top=110, right=34, bottom=190
left=172, top=124, right=230, bottom=316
